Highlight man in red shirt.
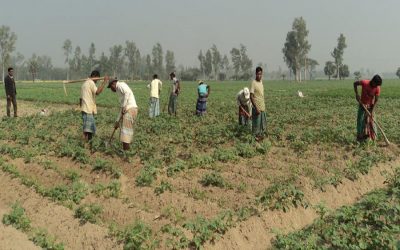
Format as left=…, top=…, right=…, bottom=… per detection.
left=353, top=74, right=382, bottom=141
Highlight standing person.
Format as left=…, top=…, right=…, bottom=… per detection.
left=168, top=72, right=180, bottom=116
left=4, top=67, right=17, bottom=117
left=108, top=78, right=138, bottom=151
left=147, top=74, right=162, bottom=118
left=250, top=67, right=267, bottom=141
left=354, top=74, right=382, bottom=141
left=237, top=87, right=252, bottom=126
left=80, top=70, right=109, bottom=141
left=195, top=80, right=210, bottom=116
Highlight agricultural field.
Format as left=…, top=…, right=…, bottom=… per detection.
left=0, top=79, right=399, bottom=249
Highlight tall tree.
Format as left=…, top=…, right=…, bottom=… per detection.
left=0, top=26, right=17, bottom=81
left=282, top=31, right=299, bottom=80
left=198, top=50, right=205, bottom=79
left=282, top=17, right=310, bottom=81
left=152, top=43, right=163, bottom=76
left=98, top=52, right=110, bottom=76
left=71, top=46, right=82, bottom=77
left=88, top=42, right=96, bottom=71
left=219, top=54, right=230, bottom=80
left=125, top=41, right=140, bottom=80
left=239, top=44, right=252, bottom=80
left=324, top=61, right=335, bottom=80
left=62, top=39, right=72, bottom=80
left=211, top=44, right=221, bottom=80
left=28, top=54, right=39, bottom=82
left=293, top=17, right=311, bottom=80
left=37, top=55, right=53, bottom=80
left=339, top=64, right=349, bottom=79
left=331, top=33, right=347, bottom=79
left=204, top=49, right=212, bottom=78
left=10, top=52, right=24, bottom=80
left=109, top=45, right=124, bottom=77
left=230, top=47, right=241, bottom=80
left=165, top=50, right=176, bottom=75
left=306, top=58, right=318, bottom=80
left=145, top=54, right=152, bottom=80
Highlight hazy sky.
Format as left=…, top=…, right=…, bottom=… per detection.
left=1, top=0, right=400, bottom=73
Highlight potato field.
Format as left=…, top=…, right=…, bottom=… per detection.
left=0, top=80, right=399, bottom=250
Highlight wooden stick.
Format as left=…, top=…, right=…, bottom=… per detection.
left=62, top=77, right=105, bottom=84
left=63, top=82, right=68, bottom=96
left=239, top=105, right=251, bottom=118
left=360, top=102, right=390, bottom=145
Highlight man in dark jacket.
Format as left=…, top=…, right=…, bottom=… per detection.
left=4, top=67, right=17, bottom=117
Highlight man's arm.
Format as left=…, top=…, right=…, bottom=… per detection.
left=206, top=85, right=210, bottom=97
left=353, top=81, right=361, bottom=103
left=95, top=76, right=109, bottom=95
left=4, top=76, right=12, bottom=97
left=371, top=96, right=379, bottom=111
left=250, top=93, right=259, bottom=115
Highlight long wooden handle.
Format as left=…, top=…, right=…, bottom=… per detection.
left=62, top=77, right=105, bottom=84
left=108, top=115, right=124, bottom=144
left=359, top=103, right=390, bottom=145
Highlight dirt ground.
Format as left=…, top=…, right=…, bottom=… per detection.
left=0, top=100, right=399, bottom=249
left=0, top=99, right=76, bottom=117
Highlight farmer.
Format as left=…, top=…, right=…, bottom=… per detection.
left=80, top=70, right=109, bottom=141
left=168, top=72, right=180, bottom=116
left=4, top=67, right=17, bottom=117
left=250, top=66, right=267, bottom=141
left=195, top=80, right=210, bottom=116
left=354, top=74, right=382, bottom=141
left=108, top=78, right=138, bottom=151
left=237, top=87, right=252, bottom=126
left=147, top=74, right=162, bottom=118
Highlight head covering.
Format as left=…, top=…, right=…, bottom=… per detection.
left=243, top=87, right=250, bottom=99
left=107, top=78, right=118, bottom=88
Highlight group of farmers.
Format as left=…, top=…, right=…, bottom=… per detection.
left=79, top=71, right=183, bottom=151
left=3, top=65, right=382, bottom=150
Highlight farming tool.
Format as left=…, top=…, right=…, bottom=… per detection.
left=62, top=77, right=106, bottom=96
left=105, top=114, right=124, bottom=148
left=240, top=106, right=251, bottom=118
left=359, top=102, right=390, bottom=146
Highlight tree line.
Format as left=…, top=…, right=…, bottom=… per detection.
left=0, top=20, right=396, bottom=82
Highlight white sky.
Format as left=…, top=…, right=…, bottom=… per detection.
left=1, top=0, right=399, bottom=73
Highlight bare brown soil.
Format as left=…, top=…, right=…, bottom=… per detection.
left=0, top=100, right=398, bottom=249
left=206, top=158, right=400, bottom=250
left=0, top=99, right=75, bottom=117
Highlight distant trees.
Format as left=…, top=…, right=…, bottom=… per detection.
left=396, top=67, right=400, bottom=79
left=62, top=39, right=72, bottom=80
left=306, top=58, right=319, bottom=80
left=211, top=44, right=221, bottom=80
left=109, top=45, right=124, bottom=77
left=204, top=49, right=212, bottom=78
left=282, top=17, right=311, bottom=81
left=152, top=43, right=163, bottom=77
left=230, top=44, right=252, bottom=80
left=354, top=71, right=362, bottom=80
left=165, top=50, right=176, bottom=75
left=324, top=61, right=335, bottom=80
left=331, top=34, right=348, bottom=80
left=0, top=25, right=17, bottom=81
left=339, top=64, right=350, bottom=79
left=125, top=41, right=140, bottom=80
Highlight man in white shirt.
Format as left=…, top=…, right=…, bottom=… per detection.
left=108, top=78, right=138, bottom=151
left=147, top=74, right=162, bottom=118
left=237, top=87, right=252, bottom=126
left=80, top=70, right=109, bottom=141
